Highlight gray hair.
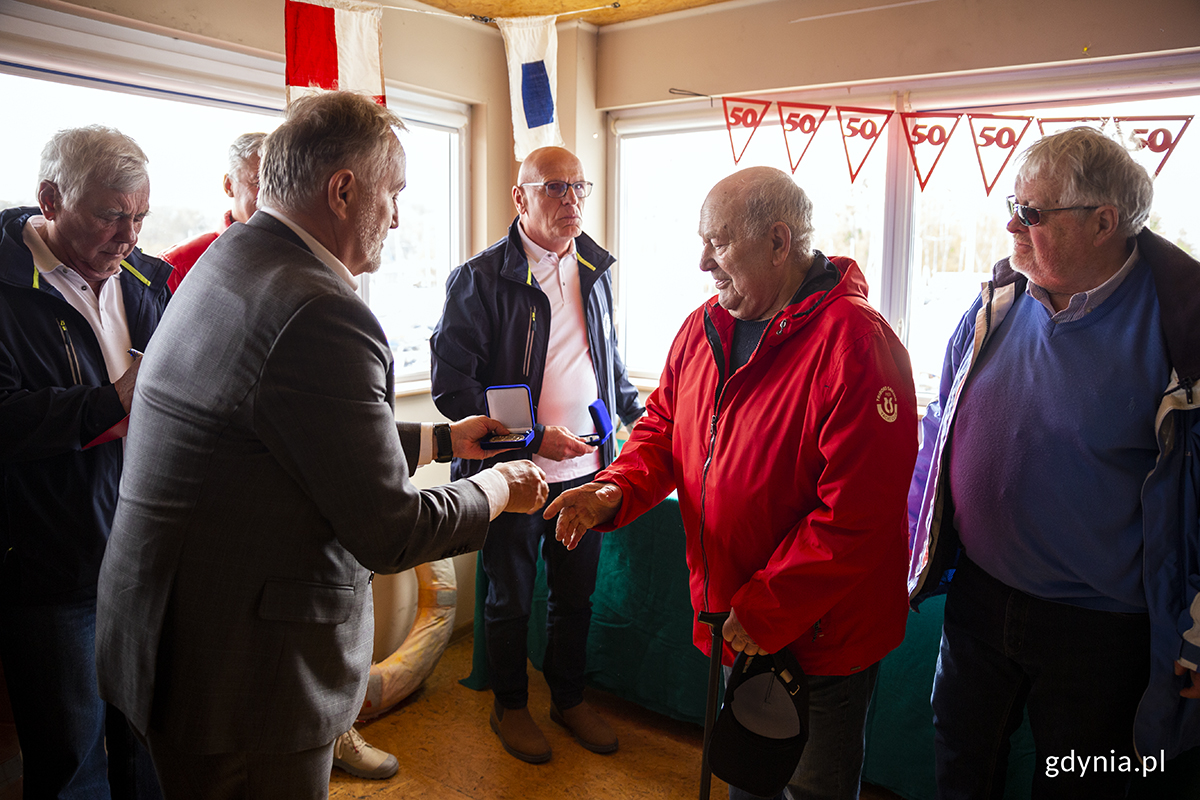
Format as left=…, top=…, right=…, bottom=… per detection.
left=259, top=92, right=406, bottom=214
left=740, top=167, right=814, bottom=258
left=38, top=125, right=149, bottom=209
left=1017, top=126, right=1153, bottom=238
left=228, top=132, right=266, bottom=180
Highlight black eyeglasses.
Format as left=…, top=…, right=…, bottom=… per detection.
left=1006, top=196, right=1099, bottom=227
left=521, top=181, right=593, bottom=199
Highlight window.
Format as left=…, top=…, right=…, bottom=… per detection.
left=364, top=120, right=463, bottom=380
left=0, top=0, right=468, bottom=386
left=907, top=94, right=1199, bottom=397
left=612, top=59, right=1200, bottom=400
left=0, top=71, right=282, bottom=257
left=616, top=121, right=885, bottom=379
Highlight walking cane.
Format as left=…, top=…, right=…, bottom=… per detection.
left=696, top=610, right=729, bottom=800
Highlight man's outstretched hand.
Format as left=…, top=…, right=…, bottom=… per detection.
left=542, top=481, right=624, bottom=550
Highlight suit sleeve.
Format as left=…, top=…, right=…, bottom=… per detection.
left=732, top=327, right=919, bottom=653
left=254, top=292, right=489, bottom=574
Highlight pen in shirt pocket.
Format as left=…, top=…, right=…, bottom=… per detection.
left=128, top=348, right=144, bottom=358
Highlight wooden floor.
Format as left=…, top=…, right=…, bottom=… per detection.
left=329, top=634, right=904, bottom=800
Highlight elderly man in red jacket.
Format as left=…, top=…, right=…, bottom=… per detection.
left=548, top=166, right=918, bottom=800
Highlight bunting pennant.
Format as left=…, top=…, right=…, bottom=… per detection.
left=836, top=106, right=893, bottom=183
left=1036, top=116, right=1105, bottom=138
left=722, top=97, right=773, bottom=165
left=901, top=112, right=962, bottom=191
left=777, top=102, right=830, bottom=173
left=285, top=0, right=385, bottom=106
left=496, top=16, right=565, bottom=161
left=1108, top=116, right=1193, bottom=177
left=967, top=114, right=1033, bottom=196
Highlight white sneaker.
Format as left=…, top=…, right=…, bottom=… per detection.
left=332, top=726, right=399, bottom=780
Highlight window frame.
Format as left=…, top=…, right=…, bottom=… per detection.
left=607, top=48, right=1200, bottom=395
left=0, top=0, right=471, bottom=393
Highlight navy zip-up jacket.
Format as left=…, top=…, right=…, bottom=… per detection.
left=430, top=218, right=643, bottom=480
left=0, top=206, right=172, bottom=605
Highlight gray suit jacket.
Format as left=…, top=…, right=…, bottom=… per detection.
left=96, top=212, right=489, bottom=754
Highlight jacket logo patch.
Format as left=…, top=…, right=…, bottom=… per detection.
left=876, top=386, right=899, bottom=422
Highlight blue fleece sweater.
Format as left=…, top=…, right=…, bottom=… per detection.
left=949, top=259, right=1170, bottom=613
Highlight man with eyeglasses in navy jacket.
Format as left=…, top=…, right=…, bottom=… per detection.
left=431, top=146, right=643, bottom=765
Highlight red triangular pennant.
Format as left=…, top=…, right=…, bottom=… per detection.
left=967, top=114, right=1033, bottom=196
left=836, top=106, right=893, bottom=183
left=776, top=102, right=830, bottom=174
left=1108, top=116, right=1193, bottom=177
left=901, top=112, right=962, bottom=191
left=1036, top=116, right=1105, bottom=138
left=722, top=97, right=773, bottom=165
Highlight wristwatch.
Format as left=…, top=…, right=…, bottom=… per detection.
left=433, top=423, right=454, bottom=463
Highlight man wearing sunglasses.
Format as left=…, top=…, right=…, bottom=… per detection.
left=909, top=126, right=1200, bottom=798
left=430, top=146, right=643, bottom=764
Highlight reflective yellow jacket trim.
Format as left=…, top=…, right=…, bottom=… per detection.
left=577, top=253, right=597, bottom=272
left=32, top=265, right=39, bottom=289
left=121, top=259, right=151, bottom=286
left=527, top=263, right=533, bottom=285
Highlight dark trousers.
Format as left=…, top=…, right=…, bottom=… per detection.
left=0, top=599, right=161, bottom=800
left=146, top=732, right=335, bottom=800
left=727, top=663, right=881, bottom=800
left=483, top=474, right=603, bottom=711
left=932, top=555, right=1151, bottom=800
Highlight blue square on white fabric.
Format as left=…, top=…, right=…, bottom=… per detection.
left=520, top=61, right=555, bottom=128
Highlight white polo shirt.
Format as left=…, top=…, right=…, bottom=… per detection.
left=518, top=222, right=602, bottom=482
left=23, top=217, right=133, bottom=383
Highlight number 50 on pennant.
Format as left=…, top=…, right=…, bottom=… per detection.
left=723, top=97, right=774, bottom=165
left=777, top=102, right=830, bottom=174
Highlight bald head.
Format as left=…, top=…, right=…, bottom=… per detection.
left=513, top=146, right=587, bottom=256
left=698, top=167, right=815, bottom=320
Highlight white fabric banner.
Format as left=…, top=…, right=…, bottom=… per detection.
left=496, top=16, right=565, bottom=162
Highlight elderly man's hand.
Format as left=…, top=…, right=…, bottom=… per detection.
left=114, top=354, right=142, bottom=414
left=537, top=426, right=595, bottom=462
left=492, top=460, right=548, bottom=514
left=1176, top=661, right=1200, bottom=699
left=543, top=481, right=623, bottom=550
left=722, top=609, right=765, bottom=656
left=449, top=415, right=511, bottom=461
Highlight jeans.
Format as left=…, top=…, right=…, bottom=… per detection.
left=483, top=474, right=603, bottom=711
left=0, top=599, right=161, bottom=800
left=726, top=662, right=880, bottom=800
left=932, top=554, right=1150, bottom=800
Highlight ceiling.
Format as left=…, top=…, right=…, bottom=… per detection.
left=413, top=0, right=734, bottom=27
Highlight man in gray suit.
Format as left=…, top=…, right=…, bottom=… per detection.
left=95, top=91, right=547, bottom=799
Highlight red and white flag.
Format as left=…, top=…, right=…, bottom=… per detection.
left=285, top=0, right=385, bottom=106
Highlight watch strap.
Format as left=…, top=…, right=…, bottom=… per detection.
left=434, top=423, right=453, bottom=463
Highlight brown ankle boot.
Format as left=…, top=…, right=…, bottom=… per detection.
left=489, top=699, right=552, bottom=763
left=551, top=700, right=618, bottom=754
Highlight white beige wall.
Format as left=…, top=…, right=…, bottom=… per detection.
left=596, top=0, right=1200, bottom=110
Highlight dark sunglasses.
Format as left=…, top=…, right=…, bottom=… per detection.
left=1006, top=196, right=1099, bottom=227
